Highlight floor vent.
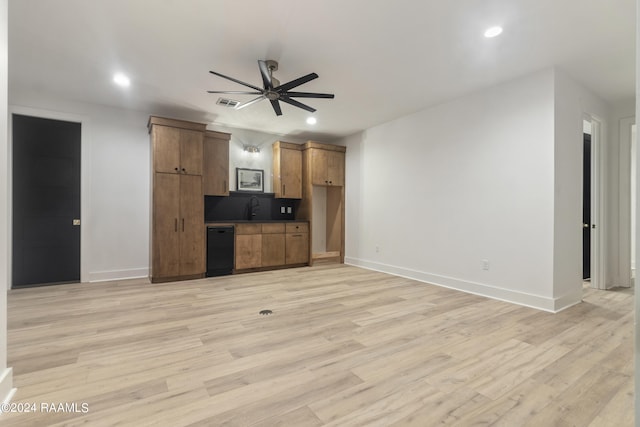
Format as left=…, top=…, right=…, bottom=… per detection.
left=216, top=97, right=240, bottom=108
left=259, top=309, right=273, bottom=316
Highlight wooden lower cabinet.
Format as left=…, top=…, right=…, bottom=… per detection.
left=235, top=233, right=262, bottom=270
left=152, top=173, right=204, bottom=281
left=262, top=223, right=286, bottom=267
left=285, top=222, right=309, bottom=265
left=233, top=222, right=309, bottom=271
left=262, top=234, right=285, bottom=267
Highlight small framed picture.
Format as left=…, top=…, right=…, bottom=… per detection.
left=236, top=168, right=264, bottom=192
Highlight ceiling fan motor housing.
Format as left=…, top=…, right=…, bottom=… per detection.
left=207, top=59, right=335, bottom=116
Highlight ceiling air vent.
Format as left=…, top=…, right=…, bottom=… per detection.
left=216, top=97, right=240, bottom=108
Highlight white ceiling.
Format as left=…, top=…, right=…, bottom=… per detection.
left=8, top=0, right=636, bottom=141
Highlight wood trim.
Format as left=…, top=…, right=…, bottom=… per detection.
left=303, top=141, right=346, bottom=152
left=148, top=116, right=207, bottom=133
left=205, top=130, right=231, bottom=140
left=274, top=141, right=304, bottom=150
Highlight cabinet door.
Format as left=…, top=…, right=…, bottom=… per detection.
left=286, top=232, right=309, bottom=265
left=203, top=136, right=229, bottom=195
left=326, top=150, right=345, bottom=186
left=179, top=174, right=204, bottom=276
left=153, top=126, right=181, bottom=174
left=235, top=234, right=262, bottom=269
left=311, top=149, right=329, bottom=185
left=179, top=129, right=203, bottom=176
left=262, top=233, right=285, bottom=267
left=280, top=148, right=302, bottom=198
left=152, top=173, right=181, bottom=278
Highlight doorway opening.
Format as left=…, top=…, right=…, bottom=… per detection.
left=583, top=116, right=604, bottom=289
left=11, top=114, right=81, bottom=288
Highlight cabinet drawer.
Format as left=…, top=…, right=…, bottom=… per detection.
left=262, top=223, right=286, bottom=234
left=286, top=222, right=308, bottom=233
left=235, top=223, right=262, bottom=234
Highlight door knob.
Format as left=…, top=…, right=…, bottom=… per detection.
left=583, top=223, right=589, bottom=228
left=72, top=219, right=81, bottom=226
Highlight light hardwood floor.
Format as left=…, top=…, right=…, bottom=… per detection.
left=1, top=265, right=633, bottom=426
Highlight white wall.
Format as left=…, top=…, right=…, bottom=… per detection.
left=6, top=92, right=305, bottom=284
left=607, top=99, right=635, bottom=288
left=552, top=69, right=611, bottom=302
left=208, top=125, right=305, bottom=193
left=9, top=93, right=151, bottom=283
left=0, top=0, right=13, bottom=404
left=343, top=69, right=560, bottom=311
left=635, top=0, right=640, bottom=418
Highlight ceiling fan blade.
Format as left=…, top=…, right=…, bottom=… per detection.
left=275, top=73, right=318, bottom=92
left=206, top=90, right=263, bottom=95
left=283, top=91, right=335, bottom=99
left=279, top=97, right=316, bottom=113
left=258, top=60, right=273, bottom=90
left=270, top=99, right=283, bottom=116
left=209, top=70, right=264, bottom=92
left=236, top=95, right=266, bottom=110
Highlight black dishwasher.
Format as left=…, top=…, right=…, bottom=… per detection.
left=206, top=226, right=235, bottom=276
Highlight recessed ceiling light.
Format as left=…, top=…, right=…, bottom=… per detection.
left=484, top=26, right=503, bottom=38
left=113, top=73, right=130, bottom=87
left=306, top=117, right=317, bottom=125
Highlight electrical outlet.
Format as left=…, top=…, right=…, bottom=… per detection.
left=280, top=206, right=286, bottom=214
left=482, top=259, right=490, bottom=270
left=287, top=207, right=292, bottom=214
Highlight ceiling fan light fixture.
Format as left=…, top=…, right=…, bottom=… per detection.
left=306, top=117, right=317, bottom=125
left=484, top=26, right=503, bottom=38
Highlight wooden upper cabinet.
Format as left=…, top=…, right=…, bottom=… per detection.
left=308, top=142, right=345, bottom=186
left=326, top=150, right=345, bottom=186
left=179, top=129, right=204, bottom=176
left=203, top=131, right=231, bottom=196
left=153, top=126, right=181, bottom=174
left=149, top=116, right=207, bottom=283
left=148, top=117, right=206, bottom=176
left=273, top=141, right=302, bottom=199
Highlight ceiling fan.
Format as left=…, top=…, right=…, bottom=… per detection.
left=207, top=60, right=335, bottom=116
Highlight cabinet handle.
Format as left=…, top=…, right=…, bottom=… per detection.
left=181, top=168, right=186, bottom=173
left=174, top=167, right=179, bottom=172
left=283, top=184, right=286, bottom=196
left=329, top=181, right=332, bottom=185
left=174, top=218, right=178, bottom=232
left=291, top=234, right=302, bottom=237
left=182, top=218, right=185, bottom=232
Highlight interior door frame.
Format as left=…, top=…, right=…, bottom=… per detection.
left=585, top=113, right=606, bottom=290
left=618, top=116, right=635, bottom=288
left=8, top=105, right=91, bottom=289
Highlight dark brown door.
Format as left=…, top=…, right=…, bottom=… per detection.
left=12, top=114, right=81, bottom=287
left=583, top=133, right=591, bottom=280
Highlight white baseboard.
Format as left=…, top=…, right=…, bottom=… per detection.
left=345, top=257, right=579, bottom=313
left=0, top=368, right=15, bottom=405
left=88, top=268, right=149, bottom=283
